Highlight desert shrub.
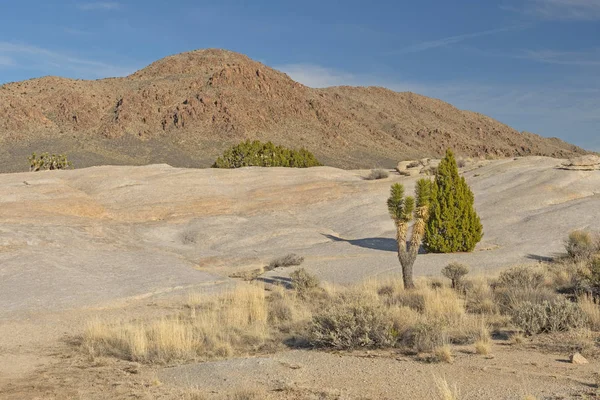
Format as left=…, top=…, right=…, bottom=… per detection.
left=405, top=319, right=446, bottom=352
left=266, top=288, right=311, bottom=335
left=495, top=286, right=558, bottom=314
left=457, top=158, right=467, bottom=168
left=365, top=169, right=389, bottom=180
left=579, top=257, right=600, bottom=294
left=266, top=253, right=304, bottom=271
left=565, top=230, right=599, bottom=261
left=28, top=152, right=72, bottom=171
left=511, top=299, right=586, bottom=335
left=393, top=290, right=426, bottom=312
left=309, top=291, right=396, bottom=349
left=290, top=268, right=320, bottom=295
left=496, top=265, right=546, bottom=290
left=424, top=149, right=483, bottom=253
left=493, top=266, right=561, bottom=314
left=442, top=263, right=470, bottom=289
left=212, top=140, right=322, bottom=168
left=463, top=278, right=497, bottom=314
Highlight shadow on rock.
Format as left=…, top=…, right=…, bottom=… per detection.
left=322, top=233, right=397, bottom=252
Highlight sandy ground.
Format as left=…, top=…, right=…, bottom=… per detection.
left=0, top=156, right=599, bottom=399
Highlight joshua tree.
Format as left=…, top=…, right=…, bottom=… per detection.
left=387, top=179, right=432, bottom=289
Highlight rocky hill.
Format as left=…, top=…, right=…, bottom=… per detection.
left=0, top=49, right=586, bottom=171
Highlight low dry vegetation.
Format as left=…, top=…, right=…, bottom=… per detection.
left=82, top=230, right=600, bottom=367
left=365, top=168, right=389, bottom=180
left=77, top=230, right=600, bottom=400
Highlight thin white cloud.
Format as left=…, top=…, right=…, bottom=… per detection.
left=389, top=25, right=526, bottom=55
left=508, top=0, right=600, bottom=20
left=0, top=42, right=136, bottom=78
left=521, top=49, right=600, bottom=65
left=463, top=45, right=600, bottom=67
left=77, top=2, right=121, bottom=11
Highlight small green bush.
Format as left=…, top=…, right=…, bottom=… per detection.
left=29, top=152, right=72, bottom=171
left=511, top=299, right=586, bottom=335
left=365, top=169, right=389, bottom=180
left=441, top=262, right=470, bottom=289
left=212, top=140, right=322, bottom=168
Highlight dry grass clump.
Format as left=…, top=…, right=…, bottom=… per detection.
left=266, top=253, right=304, bottom=271
left=365, top=168, right=389, bottom=180
left=565, top=230, right=599, bottom=261
left=474, top=322, right=492, bottom=355
left=579, top=294, right=600, bottom=331
left=434, top=376, right=460, bottom=400
left=84, top=285, right=270, bottom=363
left=434, top=343, right=453, bottom=363
left=463, top=277, right=497, bottom=315
left=267, top=286, right=312, bottom=334
left=511, top=332, right=525, bottom=344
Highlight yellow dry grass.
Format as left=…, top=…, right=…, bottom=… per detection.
left=434, top=344, right=453, bottom=363
left=84, top=284, right=269, bottom=363
left=579, top=294, right=600, bottom=331
left=434, top=375, right=460, bottom=400
left=474, top=321, right=492, bottom=355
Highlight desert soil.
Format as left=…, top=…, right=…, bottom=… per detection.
left=0, top=156, right=599, bottom=399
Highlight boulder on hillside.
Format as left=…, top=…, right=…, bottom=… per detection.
left=561, top=155, right=600, bottom=171
left=396, top=159, right=440, bottom=176
left=570, top=352, right=588, bottom=365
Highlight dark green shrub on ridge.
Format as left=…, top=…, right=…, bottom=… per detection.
left=212, top=140, right=322, bottom=168
left=424, top=149, right=483, bottom=253
left=28, top=152, right=72, bottom=171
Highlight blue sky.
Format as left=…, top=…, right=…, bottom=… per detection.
left=0, top=1, right=598, bottom=151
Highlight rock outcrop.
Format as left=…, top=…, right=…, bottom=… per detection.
left=561, top=155, right=600, bottom=171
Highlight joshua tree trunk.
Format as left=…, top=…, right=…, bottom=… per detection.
left=396, top=221, right=416, bottom=289
left=395, top=206, right=429, bottom=290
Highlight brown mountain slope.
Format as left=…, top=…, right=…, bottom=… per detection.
left=0, top=49, right=586, bottom=171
